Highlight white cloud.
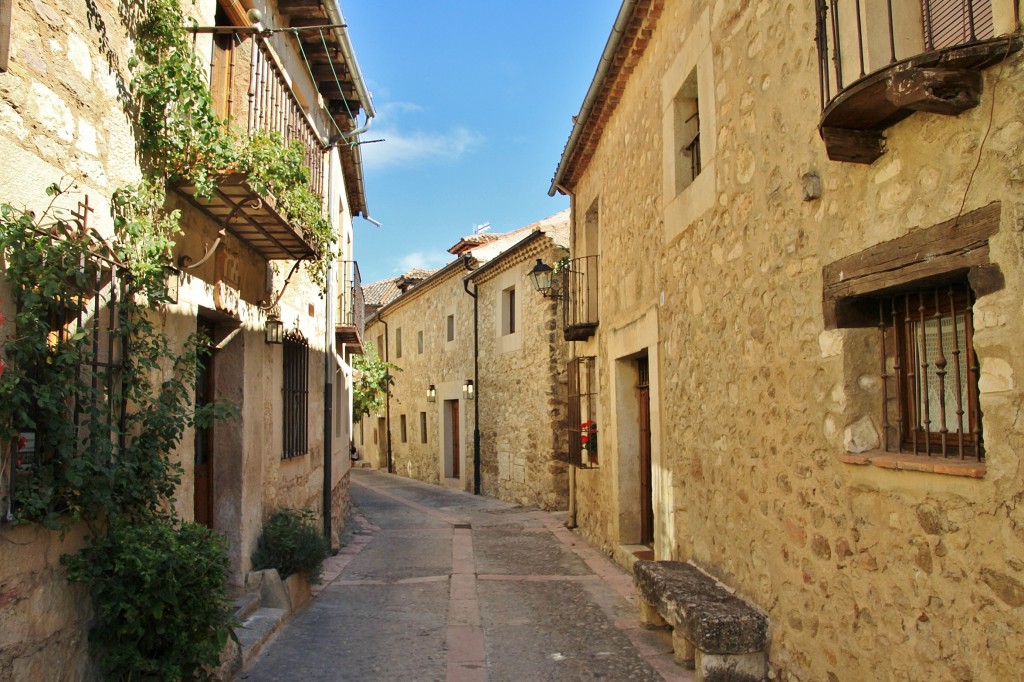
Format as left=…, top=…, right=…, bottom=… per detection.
left=395, top=250, right=450, bottom=273
left=363, top=126, right=483, bottom=171
left=359, top=100, right=482, bottom=171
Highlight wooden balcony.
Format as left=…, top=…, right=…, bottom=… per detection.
left=563, top=256, right=599, bottom=342
left=815, top=0, right=1021, bottom=163
left=336, top=260, right=364, bottom=352
left=173, top=37, right=327, bottom=261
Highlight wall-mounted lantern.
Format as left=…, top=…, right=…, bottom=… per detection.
left=528, top=258, right=566, bottom=299
left=426, top=384, right=436, bottom=402
left=265, top=315, right=284, bottom=344
left=463, top=379, right=475, bottom=401
left=528, top=258, right=554, bottom=295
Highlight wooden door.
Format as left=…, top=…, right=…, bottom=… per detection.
left=638, top=364, right=653, bottom=546
left=194, top=320, right=216, bottom=527
left=449, top=400, right=460, bottom=479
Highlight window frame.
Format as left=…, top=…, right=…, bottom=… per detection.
left=0, top=0, right=12, bottom=73
left=282, top=330, right=309, bottom=459
left=502, top=285, right=517, bottom=336
left=446, top=314, right=455, bottom=342
left=880, top=284, right=983, bottom=460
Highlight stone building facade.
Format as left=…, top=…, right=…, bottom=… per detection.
left=551, top=1, right=1024, bottom=680
left=357, top=211, right=571, bottom=510
left=0, top=0, right=372, bottom=677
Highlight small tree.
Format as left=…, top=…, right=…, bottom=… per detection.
left=352, top=342, right=399, bottom=423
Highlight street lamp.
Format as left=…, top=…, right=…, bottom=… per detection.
left=528, top=258, right=554, bottom=296
left=265, top=315, right=284, bottom=344
left=426, top=384, right=436, bottom=402
left=463, top=379, right=475, bottom=400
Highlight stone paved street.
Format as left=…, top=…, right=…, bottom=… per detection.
left=238, top=468, right=691, bottom=681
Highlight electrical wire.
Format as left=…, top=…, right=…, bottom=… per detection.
left=954, top=36, right=1013, bottom=227
left=291, top=28, right=357, bottom=146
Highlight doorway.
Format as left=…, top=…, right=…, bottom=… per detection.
left=444, top=399, right=460, bottom=479
left=637, top=357, right=653, bottom=547
left=193, top=319, right=216, bottom=527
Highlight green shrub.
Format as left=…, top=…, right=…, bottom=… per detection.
left=63, top=519, right=235, bottom=681
left=251, top=509, right=330, bottom=584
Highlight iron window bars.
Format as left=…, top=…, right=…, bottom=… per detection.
left=282, top=330, right=309, bottom=459
left=878, top=282, right=982, bottom=460
left=566, top=356, right=599, bottom=469
left=3, top=241, right=126, bottom=521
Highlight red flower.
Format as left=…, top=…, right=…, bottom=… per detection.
left=16, top=435, right=27, bottom=451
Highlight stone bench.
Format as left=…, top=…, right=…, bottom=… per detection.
left=633, top=560, right=768, bottom=682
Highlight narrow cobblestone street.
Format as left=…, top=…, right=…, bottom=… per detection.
left=239, top=468, right=690, bottom=681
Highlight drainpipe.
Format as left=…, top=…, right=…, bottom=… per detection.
left=380, top=314, right=393, bottom=473
left=322, top=170, right=336, bottom=542
left=461, top=256, right=481, bottom=495
left=560, top=189, right=581, bottom=529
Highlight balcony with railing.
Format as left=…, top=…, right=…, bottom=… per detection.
left=815, top=0, right=1021, bottom=163
left=337, top=260, right=365, bottom=351
left=563, top=255, right=599, bottom=342
left=172, top=36, right=328, bottom=261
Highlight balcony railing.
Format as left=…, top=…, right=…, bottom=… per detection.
left=248, top=38, right=326, bottom=197
left=815, top=0, right=1020, bottom=163
left=172, top=36, right=329, bottom=261
left=563, top=255, right=599, bottom=342
left=337, top=260, right=364, bottom=349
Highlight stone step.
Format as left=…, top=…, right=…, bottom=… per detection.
left=231, top=592, right=261, bottom=622
left=235, top=607, right=287, bottom=666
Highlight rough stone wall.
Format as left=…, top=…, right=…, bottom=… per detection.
left=1, top=0, right=352, bottom=674
left=475, top=239, right=570, bottom=511
left=0, top=1, right=151, bottom=678
left=567, top=1, right=1024, bottom=680
left=364, top=266, right=477, bottom=489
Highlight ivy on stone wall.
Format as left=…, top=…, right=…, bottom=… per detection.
left=352, top=342, right=400, bottom=423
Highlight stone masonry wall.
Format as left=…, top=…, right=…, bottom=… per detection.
left=567, top=1, right=1024, bottom=680
left=367, top=266, right=477, bottom=489
left=475, top=238, right=570, bottom=511
left=0, top=1, right=157, bottom=678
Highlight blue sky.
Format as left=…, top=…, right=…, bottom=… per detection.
left=342, top=1, right=621, bottom=285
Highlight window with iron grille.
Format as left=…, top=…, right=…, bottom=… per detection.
left=673, top=69, right=701, bottom=194
left=566, top=356, right=598, bottom=468
left=282, top=330, right=309, bottom=459
left=4, top=249, right=126, bottom=517
left=878, top=282, right=983, bottom=460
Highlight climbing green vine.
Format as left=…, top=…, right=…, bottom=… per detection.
left=352, top=342, right=400, bottom=423
left=0, top=0, right=347, bottom=674
left=128, top=0, right=337, bottom=285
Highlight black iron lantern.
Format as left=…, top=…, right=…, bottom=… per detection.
left=528, top=258, right=554, bottom=295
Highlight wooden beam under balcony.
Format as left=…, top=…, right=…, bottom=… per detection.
left=335, top=325, right=363, bottom=352
left=820, top=36, right=1021, bottom=164
left=172, top=173, right=315, bottom=261
left=277, top=0, right=325, bottom=16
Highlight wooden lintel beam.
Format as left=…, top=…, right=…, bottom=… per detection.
left=822, top=202, right=1001, bottom=328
